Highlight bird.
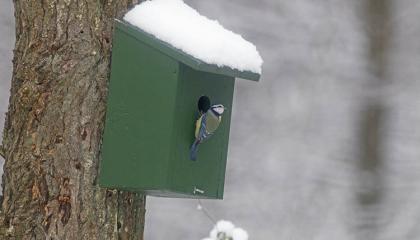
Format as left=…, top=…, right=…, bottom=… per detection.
left=190, top=104, right=225, bottom=161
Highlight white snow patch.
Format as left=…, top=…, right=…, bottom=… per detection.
left=203, top=220, right=249, bottom=240
left=124, top=0, right=263, bottom=74
left=210, top=220, right=235, bottom=238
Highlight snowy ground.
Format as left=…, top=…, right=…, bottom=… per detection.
left=1, top=0, right=420, bottom=239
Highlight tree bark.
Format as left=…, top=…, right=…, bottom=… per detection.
left=356, top=0, right=391, bottom=239
left=358, top=0, right=390, bottom=204
left=0, top=0, right=146, bottom=239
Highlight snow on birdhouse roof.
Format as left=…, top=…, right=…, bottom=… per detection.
left=123, top=0, right=263, bottom=79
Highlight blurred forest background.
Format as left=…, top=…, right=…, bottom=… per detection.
left=1, top=0, right=420, bottom=239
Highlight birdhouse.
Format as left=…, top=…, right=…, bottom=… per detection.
left=99, top=1, right=262, bottom=199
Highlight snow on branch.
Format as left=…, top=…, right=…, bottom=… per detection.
left=202, top=220, right=249, bottom=240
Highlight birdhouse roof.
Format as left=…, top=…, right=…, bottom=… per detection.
left=120, top=0, right=263, bottom=81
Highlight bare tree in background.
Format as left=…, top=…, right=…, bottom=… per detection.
left=357, top=0, right=390, bottom=238
left=0, top=1, right=146, bottom=239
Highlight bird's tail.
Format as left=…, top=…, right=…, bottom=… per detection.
left=190, top=140, right=200, bottom=161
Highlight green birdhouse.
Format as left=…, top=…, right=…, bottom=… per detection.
left=99, top=17, right=261, bottom=199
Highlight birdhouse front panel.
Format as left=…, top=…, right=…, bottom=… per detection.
left=168, top=65, right=235, bottom=199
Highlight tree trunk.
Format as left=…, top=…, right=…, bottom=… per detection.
left=356, top=0, right=391, bottom=238
left=0, top=0, right=146, bottom=239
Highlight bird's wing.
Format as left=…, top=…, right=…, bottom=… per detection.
left=198, top=114, right=208, bottom=141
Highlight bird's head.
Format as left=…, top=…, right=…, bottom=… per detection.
left=211, top=104, right=225, bottom=116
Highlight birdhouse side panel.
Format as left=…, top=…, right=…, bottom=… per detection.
left=99, top=27, right=179, bottom=191
left=168, top=64, right=235, bottom=199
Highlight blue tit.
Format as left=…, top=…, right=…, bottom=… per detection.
left=190, top=104, right=225, bottom=161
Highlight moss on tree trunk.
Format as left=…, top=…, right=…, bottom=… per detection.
left=1, top=0, right=146, bottom=239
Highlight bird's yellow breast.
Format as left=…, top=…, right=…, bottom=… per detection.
left=195, top=116, right=203, bottom=138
